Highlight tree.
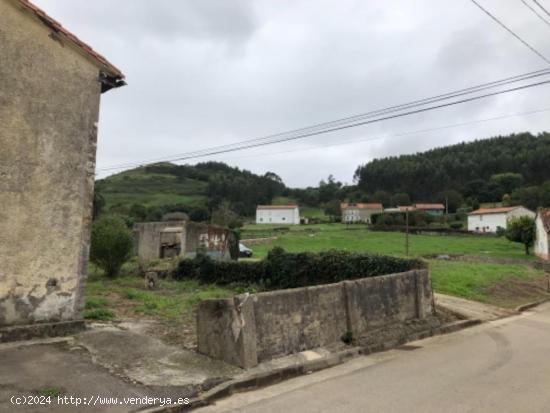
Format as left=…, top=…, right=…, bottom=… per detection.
left=318, top=175, right=342, bottom=203
left=391, top=193, right=410, bottom=207
left=129, top=203, right=147, bottom=221
left=90, top=215, right=133, bottom=277
left=437, top=190, right=463, bottom=213
left=505, top=216, right=536, bottom=255
left=490, top=173, right=524, bottom=195
left=211, top=202, right=243, bottom=229
left=323, top=199, right=342, bottom=221
left=372, top=190, right=391, bottom=208
left=510, top=186, right=540, bottom=211
left=189, top=206, right=209, bottom=222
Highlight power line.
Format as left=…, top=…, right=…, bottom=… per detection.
left=469, top=0, right=550, bottom=64
left=98, top=68, right=550, bottom=172
left=520, top=0, right=550, bottom=27
left=97, top=79, right=550, bottom=173
left=219, top=107, right=550, bottom=161
left=533, top=0, right=550, bottom=17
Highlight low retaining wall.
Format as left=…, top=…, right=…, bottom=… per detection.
left=197, top=269, right=433, bottom=368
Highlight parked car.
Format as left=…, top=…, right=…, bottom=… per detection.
left=239, top=243, right=253, bottom=258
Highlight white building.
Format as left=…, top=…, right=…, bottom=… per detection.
left=341, top=203, right=383, bottom=224
left=467, top=206, right=535, bottom=233
left=256, top=205, right=300, bottom=224
left=535, top=209, right=550, bottom=260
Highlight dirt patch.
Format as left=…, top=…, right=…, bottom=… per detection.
left=87, top=289, right=198, bottom=349
left=483, top=274, right=550, bottom=309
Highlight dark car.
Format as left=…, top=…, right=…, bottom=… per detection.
left=239, top=243, right=253, bottom=258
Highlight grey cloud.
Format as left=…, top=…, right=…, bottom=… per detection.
left=32, top=0, right=550, bottom=187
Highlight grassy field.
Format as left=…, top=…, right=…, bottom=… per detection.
left=242, top=223, right=531, bottom=260
left=430, top=260, right=548, bottom=308
left=240, top=223, right=550, bottom=307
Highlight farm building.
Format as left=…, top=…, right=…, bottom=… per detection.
left=0, top=0, right=124, bottom=330
left=467, top=206, right=535, bottom=233
left=256, top=205, right=300, bottom=225
left=133, top=221, right=235, bottom=261
left=341, top=203, right=383, bottom=223
left=535, top=209, right=550, bottom=260
left=414, top=203, right=445, bottom=216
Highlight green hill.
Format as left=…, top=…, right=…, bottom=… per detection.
left=95, top=162, right=287, bottom=220
left=97, top=166, right=208, bottom=209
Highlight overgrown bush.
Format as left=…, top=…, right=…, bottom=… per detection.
left=449, top=221, right=463, bottom=230
left=174, top=247, right=424, bottom=290
left=90, top=215, right=133, bottom=277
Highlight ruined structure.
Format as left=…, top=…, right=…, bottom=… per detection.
left=133, top=222, right=234, bottom=261
left=0, top=0, right=124, bottom=333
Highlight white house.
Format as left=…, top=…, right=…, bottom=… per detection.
left=256, top=205, right=300, bottom=224
left=467, top=206, right=536, bottom=233
left=341, top=203, right=383, bottom=224
left=535, top=209, right=550, bottom=260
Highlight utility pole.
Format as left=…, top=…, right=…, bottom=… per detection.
left=445, top=197, right=448, bottom=215
left=405, top=209, right=409, bottom=256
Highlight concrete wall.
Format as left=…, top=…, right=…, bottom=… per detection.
left=535, top=215, right=549, bottom=260
left=253, top=283, right=348, bottom=362
left=133, top=222, right=186, bottom=261
left=256, top=208, right=300, bottom=224
left=197, top=269, right=433, bottom=368
left=0, top=1, right=104, bottom=326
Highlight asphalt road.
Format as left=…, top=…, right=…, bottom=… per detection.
left=197, top=302, right=550, bottom=413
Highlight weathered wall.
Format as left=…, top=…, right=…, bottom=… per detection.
left=253, top=284, right=347, bottom=361
left=535, top=214, right=549, bottom=260
left=184, top=223, right=232, bottom=260
left=133, top=221, right=232, bottom=261
left=197, top=269, right=433, bottom=368
left=0, top=1, right=102, bottom=325
left=344, top=270, right=432, bottom=334
left=133, top=222, right=186, bottom=261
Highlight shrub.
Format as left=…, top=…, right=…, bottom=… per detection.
left=90, top=215, right=133, bottom=278
left=449, top=221, right=463, bottom=230
left=505, top=216, right=536, bottom=254
left=174, top=247, right=424, bottom=290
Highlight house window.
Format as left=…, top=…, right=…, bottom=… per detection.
left=260, top=218, right=263, bottom=222
left=282, top=217, right=286, bottom=221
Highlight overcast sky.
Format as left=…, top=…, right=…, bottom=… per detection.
left=35, top=0, right=550, bottom=187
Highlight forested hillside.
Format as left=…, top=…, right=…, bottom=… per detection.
left=95, top=162, right=286, bottom=222
left=354, top=132, right=550, bottom=210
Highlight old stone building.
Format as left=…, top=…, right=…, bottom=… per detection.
left=0, top=0, right=124, bottom=331
left=133, top=221, right=235, bottom=262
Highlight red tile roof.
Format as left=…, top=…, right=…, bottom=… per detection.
left=15, top=0, right=124, bottom=80
left=538, top=209, right=550, bottom=233
left=398, top=206, right=416, bottom=212
left=257, top=205, right=298, bottom=210
left=414, top=203, right=445, bottom=210
left=341, top=203, right=383, bottom=210
left=468, top=207, right=520, bottom=215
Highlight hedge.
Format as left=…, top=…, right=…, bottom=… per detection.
left=174, top=247, right=425, bottom=290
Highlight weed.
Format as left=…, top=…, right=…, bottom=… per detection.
left=39, top=387, right=63, bottom=397
left=84, top=308, right=115, bottom=321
